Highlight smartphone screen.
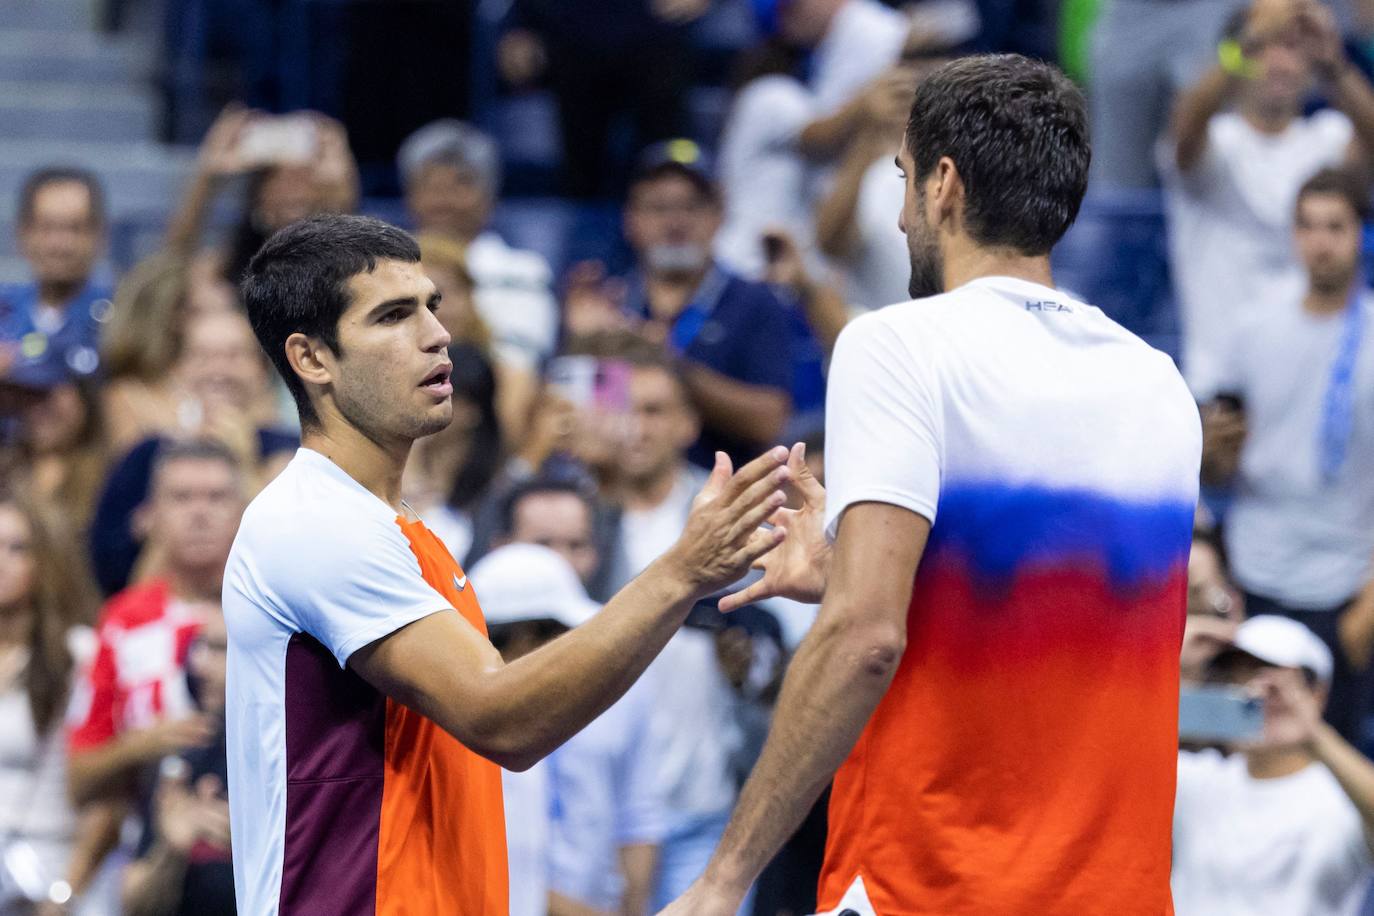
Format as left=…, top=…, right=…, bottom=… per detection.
left=1179, top=684, right=1264, bottom=744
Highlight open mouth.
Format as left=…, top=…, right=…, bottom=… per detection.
left=420, top=364, right=453, bottom=398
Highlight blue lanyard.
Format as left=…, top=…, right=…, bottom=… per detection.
left=1318, top=284, right=1366, bottom=482
left=630, top=266, right=730, bottom=356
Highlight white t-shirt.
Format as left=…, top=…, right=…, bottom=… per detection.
left=501, top=762, right=551, bottom=916
left=1173, top=749, right=1372, bottom=916
left=824, top=275, right=1201, bottom=538
left=715, top=75, right=818, bottom=279
left=547, top=673, right=669, bottom=911
left=842, top=154, right=910, bottom=312
left=1212, top=293, right=1374, bottom=608
left=222, top=448, right=507, bottom=916
left=1161, top=110, right=1354, bottom=395
left=468, top=231, right=558, bottom=373
left=810, top=0, right=909, bottom=117
left=607, top=464, right=746, bottom=823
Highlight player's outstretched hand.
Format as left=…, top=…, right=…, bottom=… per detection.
left=664, top=447, right=792, bottom=598
left=656, top=880, right=737, bottom=916
left=718, top=442, right=830, bottom=612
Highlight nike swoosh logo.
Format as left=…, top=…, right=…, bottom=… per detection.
left=453, top=574, right=468, bottom=591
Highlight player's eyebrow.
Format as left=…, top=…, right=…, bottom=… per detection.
left=366, top=290, right=439, bottom=320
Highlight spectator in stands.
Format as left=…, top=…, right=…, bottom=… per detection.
left=595, top=351, right=781, bottom=911
left=0, top=168, right=110, bottom=389
left=1173, top=615, right=1374, bottom=915
left=1163, top=0, right=1374, bottom=394
left=492, top=477, right=616, bottom=601
left=119, top=614, right=233, bottom=916
left=471, top=543, right=668, bottom=916
left=417, top=232, right=541, bottom=448
left=164, top=105, right=359, bottom=290
left=814, top=64, right=925, bottom=313
left=1200, top=168, right=1374, bottom=742
left=0, top=493, right=99, bottom=912
left=778, top=0, right=911, bottom=159
left=89, top=309, right=295, bottom=596
left=496, top=0, right=702, bottom=197
left=100, top=254, right=237, bottom=458
left=400, top=120, right=557, bottom=443
left=3, top=379, right=108, bottom=535
left=61, top=443, right=244, bottom=903
left=401, top=343, right=506, bottom=565
left=1089, top=0, right=1245, bottom=189
left=567, top=143, right=794, bottom=468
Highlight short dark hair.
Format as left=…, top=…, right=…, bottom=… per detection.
left=151, top=438, right=241, bottom=493
left=18, top=167, right=106, bottom=227
left=904, top=54, right=1090, bottom=256
left=240, top=214, right=421, bottom=427
left=500, top=477, right=596, bottom=537
left=1297, top=167, right=1372, bottom=223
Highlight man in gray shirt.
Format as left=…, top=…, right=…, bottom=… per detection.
left=1202, top=166, right=1374, bottom=742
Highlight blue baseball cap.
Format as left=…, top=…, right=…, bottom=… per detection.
left=632, top=138, right=717, bottom=197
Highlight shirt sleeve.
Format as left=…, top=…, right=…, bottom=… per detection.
left=67, top=620, right=119, bottom=752
left=243, top=513, right=455, bottom=668
left=614, top=679, right=670, bottom=847
left=823, top=312, right=943, bottom=540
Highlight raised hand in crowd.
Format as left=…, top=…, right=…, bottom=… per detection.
left=1199, top=399, right=1247, bottom=485
left=761, top=229, right=850, bottom=355
left=651, top=0, right=711, bottom=25
left=563, top=261, right=632, bottom=340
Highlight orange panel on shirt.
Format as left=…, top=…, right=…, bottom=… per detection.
left=374, top=517, right=508, bottom=915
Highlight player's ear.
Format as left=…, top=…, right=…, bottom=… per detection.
left=931, top=156, right=964, bottom=230
left=285, top=332, right=335, bottom=388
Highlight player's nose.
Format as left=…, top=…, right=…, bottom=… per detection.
left=420, top=306, right=451, bottom=352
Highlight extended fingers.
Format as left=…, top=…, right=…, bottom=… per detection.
left=722, top=446, right=790, bottom=503
left=725, top=487, right=788, bottom=545
left=728, top=525, right=787, bottom=575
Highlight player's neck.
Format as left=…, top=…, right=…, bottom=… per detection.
left=302, top=420, right=412, bottom=513
left=943, top=246, right=1055, bottom=294
left=1246, top=747, right=1314, bottom=780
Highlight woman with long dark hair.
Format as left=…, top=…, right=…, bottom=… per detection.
left=0, top=491, right=99, bottom=910
left=401, top=343, right=505, bottom=563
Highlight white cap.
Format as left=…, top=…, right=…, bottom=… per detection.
left=469, top=543, right=600, bottom=630
left=1227, top=615, right=1334, bottom=684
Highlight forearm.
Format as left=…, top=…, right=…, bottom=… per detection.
left=682, top=365, right=790, bottom=444
left=699, top=616, right=902, bottom=895
left=1340, top=579, right=1374, bottom=670
left=466, top=558, right=698, bottom=768
left=68, top=737, right=150, bottom=804
left=1331, top=65, right=1374, bottom=165
left=1312, top=721, right=1374, bottom=847
left=121, top=843, right=190, bottom=916
left=618, top=843, right=659, bottom=916
left=814, top=142, right=875, bottom=259
left=798, top=282, right=851, bottom=356
left=164, top=172, right=221, bottom=254
left=1171, top=65, right=1236, bottom=172
left=62, top=798, right=127, bottom=896
left=799, top=97, right=867, bottom=160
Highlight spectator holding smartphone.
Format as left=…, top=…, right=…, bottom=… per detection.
left=1199, top=168, right=1374, bottom=742
left=1163, top=0, right=1374, bottom=395
left=1173, top=616, right=1374, bottom=916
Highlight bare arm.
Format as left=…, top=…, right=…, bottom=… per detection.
left=681, top=365, right=791, bottom=446
left=618, top=843, right=660, bottom=916
left=1340, top=578, right=1374, bottom=671
left=121, top=843, right=190, bottom=916
left=68, top=715, right=213, bottom=805
left=664, top=501, right=930, bottom=912
left=1331, top=64, right=1374, bottom=169
left=164, top=107, right=255, bottom=253
left=814, top=133, right=886, bottom=260
left=57, top=798, right=127, bottom=901
left=1313, top=721, right=1374, bottom=858
left=1170, top=65, right=1237, bottom=174
left=350, top=449, right=792, bottom=771
left=798, top=94, right=871, bottom=160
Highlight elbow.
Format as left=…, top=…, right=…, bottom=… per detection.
left=816, top=616, right=906, bottom=684
left=472, top=735, right=545, bottom=773
left=446, top=709, right=548, bottom=772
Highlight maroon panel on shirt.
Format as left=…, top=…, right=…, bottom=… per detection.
left=280, top=633, right=386, bottom=915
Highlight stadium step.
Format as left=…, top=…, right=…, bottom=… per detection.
left=0, top=81, right=157, bottom=143
left=0, top=139, right=196, bottom=220
left=0, top=0, right=99, bottom=31
left=0, top=29, right=151, bottom=83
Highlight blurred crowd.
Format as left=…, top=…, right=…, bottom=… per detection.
left=4, top=0, right=1374, bottom=914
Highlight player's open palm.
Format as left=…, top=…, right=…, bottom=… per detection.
left=666, top=447, right=791, bottom=597
left=719, top=442, right=830, bottom=612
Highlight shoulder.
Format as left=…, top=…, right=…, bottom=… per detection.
left=98, top=579, right=172, bottom=633
left=468, top=232, right=553, bottom=286
left=233, top=454, right=396, bottom=560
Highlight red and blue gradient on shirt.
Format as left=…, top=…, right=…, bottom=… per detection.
left=820, top=481, right=1194, bottom=914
